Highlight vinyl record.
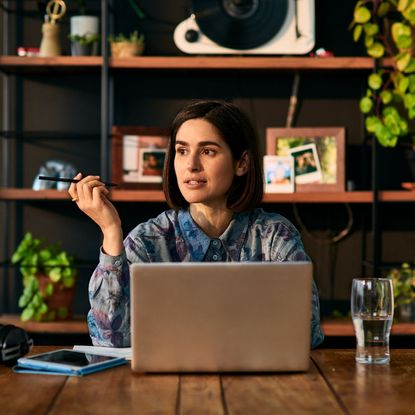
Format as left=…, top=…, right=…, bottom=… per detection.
left=192, top=0, right=289, bottom=50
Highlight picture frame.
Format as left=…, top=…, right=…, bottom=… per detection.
left=266, top=127, right=345, bottom=192
left=111, top=126, right=169, bottom=189
left=263, top=155, right=295, bottom=193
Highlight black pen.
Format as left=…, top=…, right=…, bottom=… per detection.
left=38, top=176, right=118, bottom=187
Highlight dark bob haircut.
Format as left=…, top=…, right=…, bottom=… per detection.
left=163, top=100, right=263, bottom=212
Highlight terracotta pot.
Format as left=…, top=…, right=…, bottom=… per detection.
left=111, top=41, right=144, bottom=58
left=37, top=274, right=76, bottom=321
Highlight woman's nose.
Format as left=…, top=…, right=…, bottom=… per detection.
left=187, top=154, right=200, bottom=171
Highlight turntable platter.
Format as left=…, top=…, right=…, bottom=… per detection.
left=192, top=0, right=289, bottom=50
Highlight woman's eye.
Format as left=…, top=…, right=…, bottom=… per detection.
left=176, top=147, right=187, bottom=155
left=202, top=148, right=216, bottom=155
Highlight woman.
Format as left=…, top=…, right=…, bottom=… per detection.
left=69, top=100, right=324, bottom=348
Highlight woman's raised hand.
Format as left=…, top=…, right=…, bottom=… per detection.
left=68, top=173, right=123, bottom=256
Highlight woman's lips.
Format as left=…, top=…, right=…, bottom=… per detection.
left=184, top=179, right=207, bottom=188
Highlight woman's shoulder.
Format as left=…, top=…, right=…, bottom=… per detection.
left=248, top=208, right=300, bottom=235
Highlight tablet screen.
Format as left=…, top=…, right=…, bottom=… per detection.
left=29, top=350, right=117, bottom=367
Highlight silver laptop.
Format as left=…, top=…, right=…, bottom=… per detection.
left=130, top=261, right=312, bottom=373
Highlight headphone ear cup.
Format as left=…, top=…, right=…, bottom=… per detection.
left=0, top=325, right=13, bottom=345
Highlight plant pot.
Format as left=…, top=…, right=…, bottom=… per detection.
left=71, top=41, right=99, bottom=56
left=111, top=41, right=144, bottom=58
left=37, top=274, right=76, bottom=321
left=70, top=15, right=99, bottom=37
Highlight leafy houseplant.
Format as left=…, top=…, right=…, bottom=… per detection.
left=109, top=31, right=145, bottom=57
left=70, top=0, right=99, bottom=56
left=351, top=0, right=415, bottom=147
left=387, top=262, right=415, bottom=321
left=11, top=232, right=77, bottom=322
left=68, top=33, right=100, bottom=56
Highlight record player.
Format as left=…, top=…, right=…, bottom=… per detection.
left=174, top=0, right=315, bottom=55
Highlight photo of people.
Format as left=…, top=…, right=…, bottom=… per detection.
left=138, top=149, right=166, bottom=182
left=122, top=134, right=168, bottom=183
left=288, top=144, right=323, bottom=184
left=263, top=155, right=294, bottom=193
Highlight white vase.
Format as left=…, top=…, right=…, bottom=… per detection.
left=70, top=15, right=99, bottom=37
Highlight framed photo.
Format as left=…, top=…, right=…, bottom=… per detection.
left=111, top=126, right=169, bottom=188
left=263, top=155, right=295, bottom=193
left=266, top=127, right=345, bottom=192
left=287, top=143, right=322, bottom=184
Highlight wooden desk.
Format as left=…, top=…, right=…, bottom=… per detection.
left=1, top=346, right=414, bottom=414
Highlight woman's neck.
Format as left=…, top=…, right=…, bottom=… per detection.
left=189, top=204, right=233, bottom=238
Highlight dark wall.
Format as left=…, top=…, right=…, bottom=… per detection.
left=1, top=1, right=414, bottom=317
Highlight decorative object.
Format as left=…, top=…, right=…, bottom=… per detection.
left=39, top=0, right=67, bottom=57
left=111, top=126, right=169, bottom=188
left=387, top=262, right=415, bottom=322
left=263, top=155, right=295, bottom=193
left=32, top=159, right=77, bottom=191
left=266, top=127, right=345, bottom=192
left=109, top=31, right=145, bottom=57
left=70, top=0, right=99, bottom=56
left=11, top=233, right=77, bottom=322
left=68, top=33, right=99, bottom=56
left=351, top=1, right=415, bottom=147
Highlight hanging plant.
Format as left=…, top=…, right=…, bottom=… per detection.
left=351, top=0, right=415, bottom=147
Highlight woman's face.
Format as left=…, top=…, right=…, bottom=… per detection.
left=174, top=118, right=242, bottom=208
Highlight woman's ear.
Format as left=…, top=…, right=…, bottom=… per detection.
left=235, top=151, right=249, bottom=176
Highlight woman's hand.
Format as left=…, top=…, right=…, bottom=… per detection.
left=68, top=173, right=123, bottom=256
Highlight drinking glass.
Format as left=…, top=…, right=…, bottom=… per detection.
left=351, top=278, right=394, bottom=364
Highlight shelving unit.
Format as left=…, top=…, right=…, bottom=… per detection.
left=1, top=188, right=415, bottom=203
left=0, top=55, right=393, bottom=72
left=1, top=2, right=414, bottom=319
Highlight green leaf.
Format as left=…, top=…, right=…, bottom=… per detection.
left=400, top=118, right=409, bottom=134
left=391, top=23, right=412, bottom=44
left=403, top=58, right=415, bottom=73
left=399, top=75, right=410, bottom=93
left=409, top=107, right=415, bottom=118
left=374, top=123, right=396, bottom=147
left=63, top=276, right=75, bottom=288
left=404, top=92, right=415, bottom=108
left=49, top=267, right=62, bottom=282
left=58, top=307, right=69, bottom=319
left=408, top=75, right=415, bottom=92
left=360, top=97, right=373, bottom=113
left=45, top=283, right=54, bottom=296
left=21, top=308, right=34, bottom=322
left=368, top=73, right=383, bottom=89
left=398, top=0, right=411, bottom=12
left=397, top=52, right=412, bottom=72
left=367, top=42, right=385, bottom=58
left=353, top=24, right=363, bottom=42
left=384, top=113, right=401, bottom=135
left=365, top=116, right=381, bottom=133
left=380, top=90, right=393, bottom=104
left=365, top=35, right=374, bottom=48
left=364, top=22, right=379, bottom=36
left=377, top=2, right=390, bottom=17
left=354, top=7, right=371, bottom=23
left=396, top=35, right=413, bottom=49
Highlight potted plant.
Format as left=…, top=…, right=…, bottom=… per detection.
left=109, top=31, right=145, bottom=58
left=387, top=262, right=415, bottom=321
left=68, top=33, right=100, bottom=56
left=351, top=1, right=415, bottom=148
left=69, top=0, right=100, bottom=56
left=11, top=232, right=77, bottom=322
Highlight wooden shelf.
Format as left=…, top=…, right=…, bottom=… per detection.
left=0, top=314, right=88, bottom=334
left=1, top=188, right=415, bottom=203
left=322, top=319, right=415, bottom=336
left=0, top=56, right=393, bottom=73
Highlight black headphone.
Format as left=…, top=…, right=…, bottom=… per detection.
left=0, top=324, right=33, bottom=365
